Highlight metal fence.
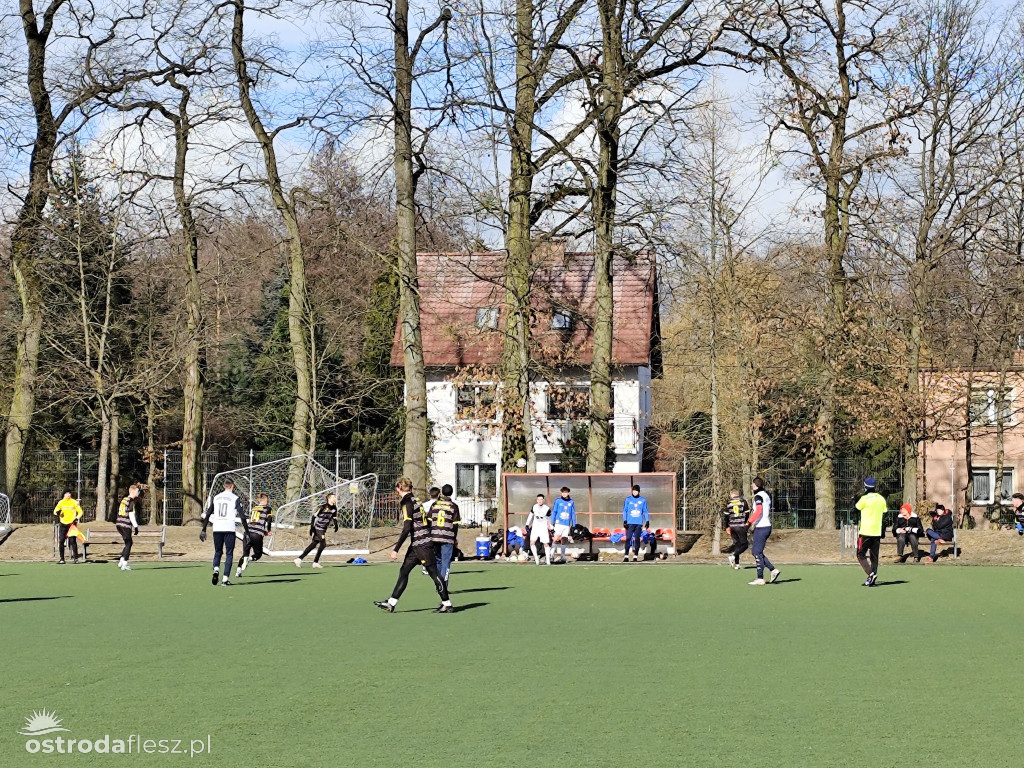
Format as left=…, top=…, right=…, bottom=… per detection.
left=677, top=456, right=905, bottom=532
left=7, top=449, right=406, bottom=526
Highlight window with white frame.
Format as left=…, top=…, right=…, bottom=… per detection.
left=546, top=384, right=590, bottom=420
left=456, top=385, right=496, bottom=419
left=969, top=387, right=1014, bottom=427
left=456, top=463, right=498, bottom=499
left=971, top=467, right=1013, bottom=505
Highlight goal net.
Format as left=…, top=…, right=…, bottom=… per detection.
left=0, top=492, right=10, bottom=532
left=269, top=473, right=379, bottom=556
left=205, top=454, right=339, bottom=535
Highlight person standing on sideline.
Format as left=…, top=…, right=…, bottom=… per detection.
left=722, top=489, right=750, bottom=570
left=854, top=477, right=886, bottom=585
left=236, top=493, right=274, bottom=578
left=430, top=484, right=460, bottom=584
left=748, top=477, right=780, bottom=585
left=526, top=494, right=552, bottom=565
left=923, top=504, right=955, bottom=563
left=294, top=493, right=338, bottom=569
left=550, top=487, right=576, bottom=563
left=1012, top=493, right=1024, bottom=535
left=115, top=483, right=142, bottom=571
left=53, top=490, right=83, bottom=564
left=622, top=484, right=650, bottom=562
left=375, top=477, right=453, bottom=613
left=892, top=502, right=924, bottom=563
left=200, top=479, right=249, bottom=586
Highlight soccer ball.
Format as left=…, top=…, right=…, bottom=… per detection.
left=517, top=552, right=527, bottom=562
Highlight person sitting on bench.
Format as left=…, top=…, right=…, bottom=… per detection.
left=924, top=504, right=954, bottom=563
left=892, top=503, right=924, bottom=563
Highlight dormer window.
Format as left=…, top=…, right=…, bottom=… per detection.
left=552, top=309, right=573, bottom=330
left=476, top=306, right=499, bottom=329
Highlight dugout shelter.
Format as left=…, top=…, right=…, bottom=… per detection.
left=502, top=472, right=677, bottom=556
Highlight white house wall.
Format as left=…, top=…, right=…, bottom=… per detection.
left=426, top=369, right=647, bottom=479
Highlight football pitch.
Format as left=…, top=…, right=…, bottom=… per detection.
left=2, top=560, right=1023, bottom=767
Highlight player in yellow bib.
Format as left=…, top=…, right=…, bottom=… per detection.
left=53, top=490, right=84, bottom=564
left=855, top=477, right=887, bottom=587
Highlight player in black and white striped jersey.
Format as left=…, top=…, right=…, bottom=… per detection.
left=236, top=493, right=274, bottom=578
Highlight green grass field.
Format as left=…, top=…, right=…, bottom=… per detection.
left=2, top=559, right=1023, bottom=767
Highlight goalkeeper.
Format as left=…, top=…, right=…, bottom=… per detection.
left=237, top=493, right=274, bottom=577
left=294, top=493, right=338, bottom=569
left=53, top=490, right=84, bottom=564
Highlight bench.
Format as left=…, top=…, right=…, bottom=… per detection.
left=839, top=524, right=958, bottom=559
left=83, top=526, right=166, bottom=560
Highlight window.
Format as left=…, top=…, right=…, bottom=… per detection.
left=971, top=468, right=1013, bottom=505
left=969, top=387, right=1014, bottom=427
left=546, top=384, right=590, bottom=420
left=475, top=306, right=499, bottom=329
left=456, top=463, right=498, bottom=499
left=456, top=385, right=496, bottom=419
left=551, top=309, right=573, bottom=330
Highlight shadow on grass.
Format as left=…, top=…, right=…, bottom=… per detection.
left=450, top=569, right=488, bottom=575
left=236, top=578, right=302, bottom=586
left=0, top=596, right=72, bottom=604
left=400, top=601, right=489, bottom=614
left=450, top=586, right=512, bottom=595
left=770, top=578, right=802, bottom=584
left=145, top=564, right=205, bottom=570
left=873, top=580, right=908, bottom=587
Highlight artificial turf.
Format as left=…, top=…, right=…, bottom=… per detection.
left=1, top=559, right=1022, bottom=767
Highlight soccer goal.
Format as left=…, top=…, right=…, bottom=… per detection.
left=267, top=473, right=379, bottom=556
left=205, top=454, right=339, bottom=548
left=0, top=492, right=10, bottom=533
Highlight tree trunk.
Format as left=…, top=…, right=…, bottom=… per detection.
left=231, top=0, right=312, bottom=500
left=146, top=395, right=160, bottom=524
left=173, top=94, right=206, bottom=525
left=6, top=1, right=62, bottom=496
left=108, top=409, right=120, bottom=520
left=586, top=0, right=624, bottom=473
left=392, top=0, right=429, bottom=494
left=96, top=407, right=111, bottom=522
left=501, top=0, right=540, bottom=474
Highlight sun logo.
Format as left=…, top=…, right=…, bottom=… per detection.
left=18, top=709, right=71, bottom=736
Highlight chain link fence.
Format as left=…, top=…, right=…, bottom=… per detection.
left=6, top=449, right=405, bottom=526
left=676, top=457, right=905, bottom=533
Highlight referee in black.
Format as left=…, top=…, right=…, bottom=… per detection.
left=375, top=477, right=454, bottom=613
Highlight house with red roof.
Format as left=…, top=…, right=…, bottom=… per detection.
left=390, top=245, right=661, bottom=520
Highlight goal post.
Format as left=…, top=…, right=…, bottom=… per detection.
left=0, top=492, right=10, bottom=532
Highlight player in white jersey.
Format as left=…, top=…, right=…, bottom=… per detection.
left=526, top=494, right=552, bottom=565
left=748, top=476, right=780, bottom=585
left=200, top=478, right=249, bottom=586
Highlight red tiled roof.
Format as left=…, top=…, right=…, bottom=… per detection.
left=389, top=248, right=656, bottom=368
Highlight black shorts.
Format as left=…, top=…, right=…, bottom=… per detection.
left=857, top=535, right=881, bottom=557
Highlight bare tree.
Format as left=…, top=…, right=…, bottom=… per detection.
left=721, top=0, right=920, bottom=527
left=5, top=0, right=174, bottom=496
left=230, top=0, right=318, bottom=497
left=864, top=0, right=1024, bottom=509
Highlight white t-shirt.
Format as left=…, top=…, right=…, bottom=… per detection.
left=206, top=490, right=243, bottom=533
left=752, top=490, right=772, bottom=528
left=526, top=504, right=550, bottom=529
